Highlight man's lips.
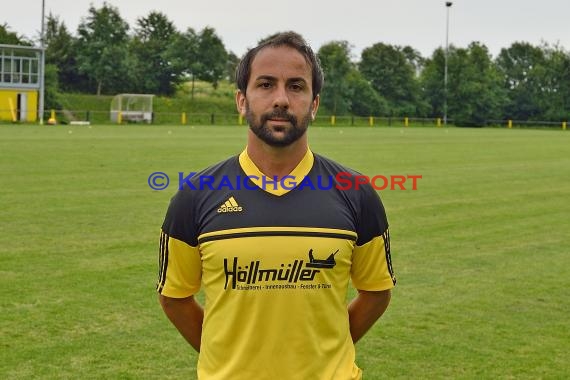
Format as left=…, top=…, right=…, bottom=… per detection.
left=268, top=118, right=291, bottom=125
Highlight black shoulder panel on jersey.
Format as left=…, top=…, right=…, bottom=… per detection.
left=162, top=155, right=241, bottom=246
left=312, top=154, right=389, bottom=246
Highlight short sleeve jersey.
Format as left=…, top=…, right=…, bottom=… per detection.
left=157, top=149, right=395, bottom=380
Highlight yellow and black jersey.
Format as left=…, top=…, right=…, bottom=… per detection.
left=157, top=149, right=395, bottom=380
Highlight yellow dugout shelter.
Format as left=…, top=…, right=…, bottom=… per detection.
left=0, top=44, right=41, bottom=122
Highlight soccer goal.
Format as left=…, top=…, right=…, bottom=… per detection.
left=110, top=94, right=154, bottom=123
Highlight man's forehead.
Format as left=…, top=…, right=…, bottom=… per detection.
left=250, top=46, right=312, bottom=79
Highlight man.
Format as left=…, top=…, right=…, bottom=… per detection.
left=157, top=31, right=395, bottom=380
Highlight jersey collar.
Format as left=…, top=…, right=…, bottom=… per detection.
left=238, top=148, right=314, bottom=196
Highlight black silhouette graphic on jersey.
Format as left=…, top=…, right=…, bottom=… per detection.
left=306, top=249, right=338, bottom=269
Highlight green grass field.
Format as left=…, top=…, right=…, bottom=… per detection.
left=1, top=124, right=569, bottom=379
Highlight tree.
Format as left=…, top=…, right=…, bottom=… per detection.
left=419, top=47, right=446, bottom=118
left=422, top=43, right=506, bottom=126
left=45, top=14, right=87, bottom=92
left=226, top=51, right=240, bottom=83
left=495, top=42, right=546, bottom=120
left=449, top=43, right=506, bottom=126
left=0, top=23, right=31, bottom=45
left=359, top=43, right=421, bottom=116
left=44, top=63, right=64, bottom=110
left=194, top=27, right=228, bottom=89
left=130, top=11, right=181, bottom=95
left=402, top=46, right=425, bottom=74
left=539, top=44, right=570, bottom=121
left=169, top=27, right=199, bottom=98
left=317, top=41, right=353, bottom=115
left=76, top=2, right=132, bottom=95
left=346, top=69, right=388, bottom=116
left=169, top=27, right=228, bottom=98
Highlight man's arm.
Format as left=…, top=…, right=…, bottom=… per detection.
left=348, top=289, right=391, bottom=343
left=159, top=294, right=204, bottom=352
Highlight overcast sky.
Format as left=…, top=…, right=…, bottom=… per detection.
left=4, top=0, right=570, bottom=59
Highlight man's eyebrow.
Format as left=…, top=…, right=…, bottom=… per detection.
left=254, top=75, right=277, bottom=81
left=253, top=75, right=308, bottom=83
left=287, top=77, right=308, bottom=84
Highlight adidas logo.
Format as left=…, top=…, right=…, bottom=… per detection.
left=217, top=196, right=243, bottom=213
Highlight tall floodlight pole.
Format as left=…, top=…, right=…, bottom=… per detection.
left=39, top=0, right=46, bottom=124
left=444, top=1, right=453, bottom=126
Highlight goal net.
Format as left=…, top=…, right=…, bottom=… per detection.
left=110, top=94, right=154, bottom=123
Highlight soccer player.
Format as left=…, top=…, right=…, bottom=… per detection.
left=157, top=31, right=395, bottom=380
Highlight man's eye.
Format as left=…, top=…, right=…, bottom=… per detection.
left=290, top=83, right=304, bottom=91
left=258, top=82, right=272, bottom=89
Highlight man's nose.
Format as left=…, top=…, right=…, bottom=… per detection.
left=273, top=85, right=289, bottom=109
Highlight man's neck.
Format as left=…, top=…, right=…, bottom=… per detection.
left=246, top=131, right=308, bottom=179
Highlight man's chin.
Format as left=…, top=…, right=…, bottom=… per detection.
left=255, top=131, right=301, bottom=147
left=260, top=135, right=294, bottom=147
left=250, top=122, right=308, bottom=147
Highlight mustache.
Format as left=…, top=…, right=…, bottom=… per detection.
left=260, top=109, right=297, bottom=125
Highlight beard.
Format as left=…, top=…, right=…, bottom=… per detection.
left=246, top=104, right=312, bottom=147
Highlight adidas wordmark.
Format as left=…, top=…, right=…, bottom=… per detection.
left=217, top=196, right=243, bottom=213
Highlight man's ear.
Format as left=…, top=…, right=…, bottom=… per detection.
left=235, top=90, right=246, bottom=116
left=311, top=94, right=320, bottom=120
